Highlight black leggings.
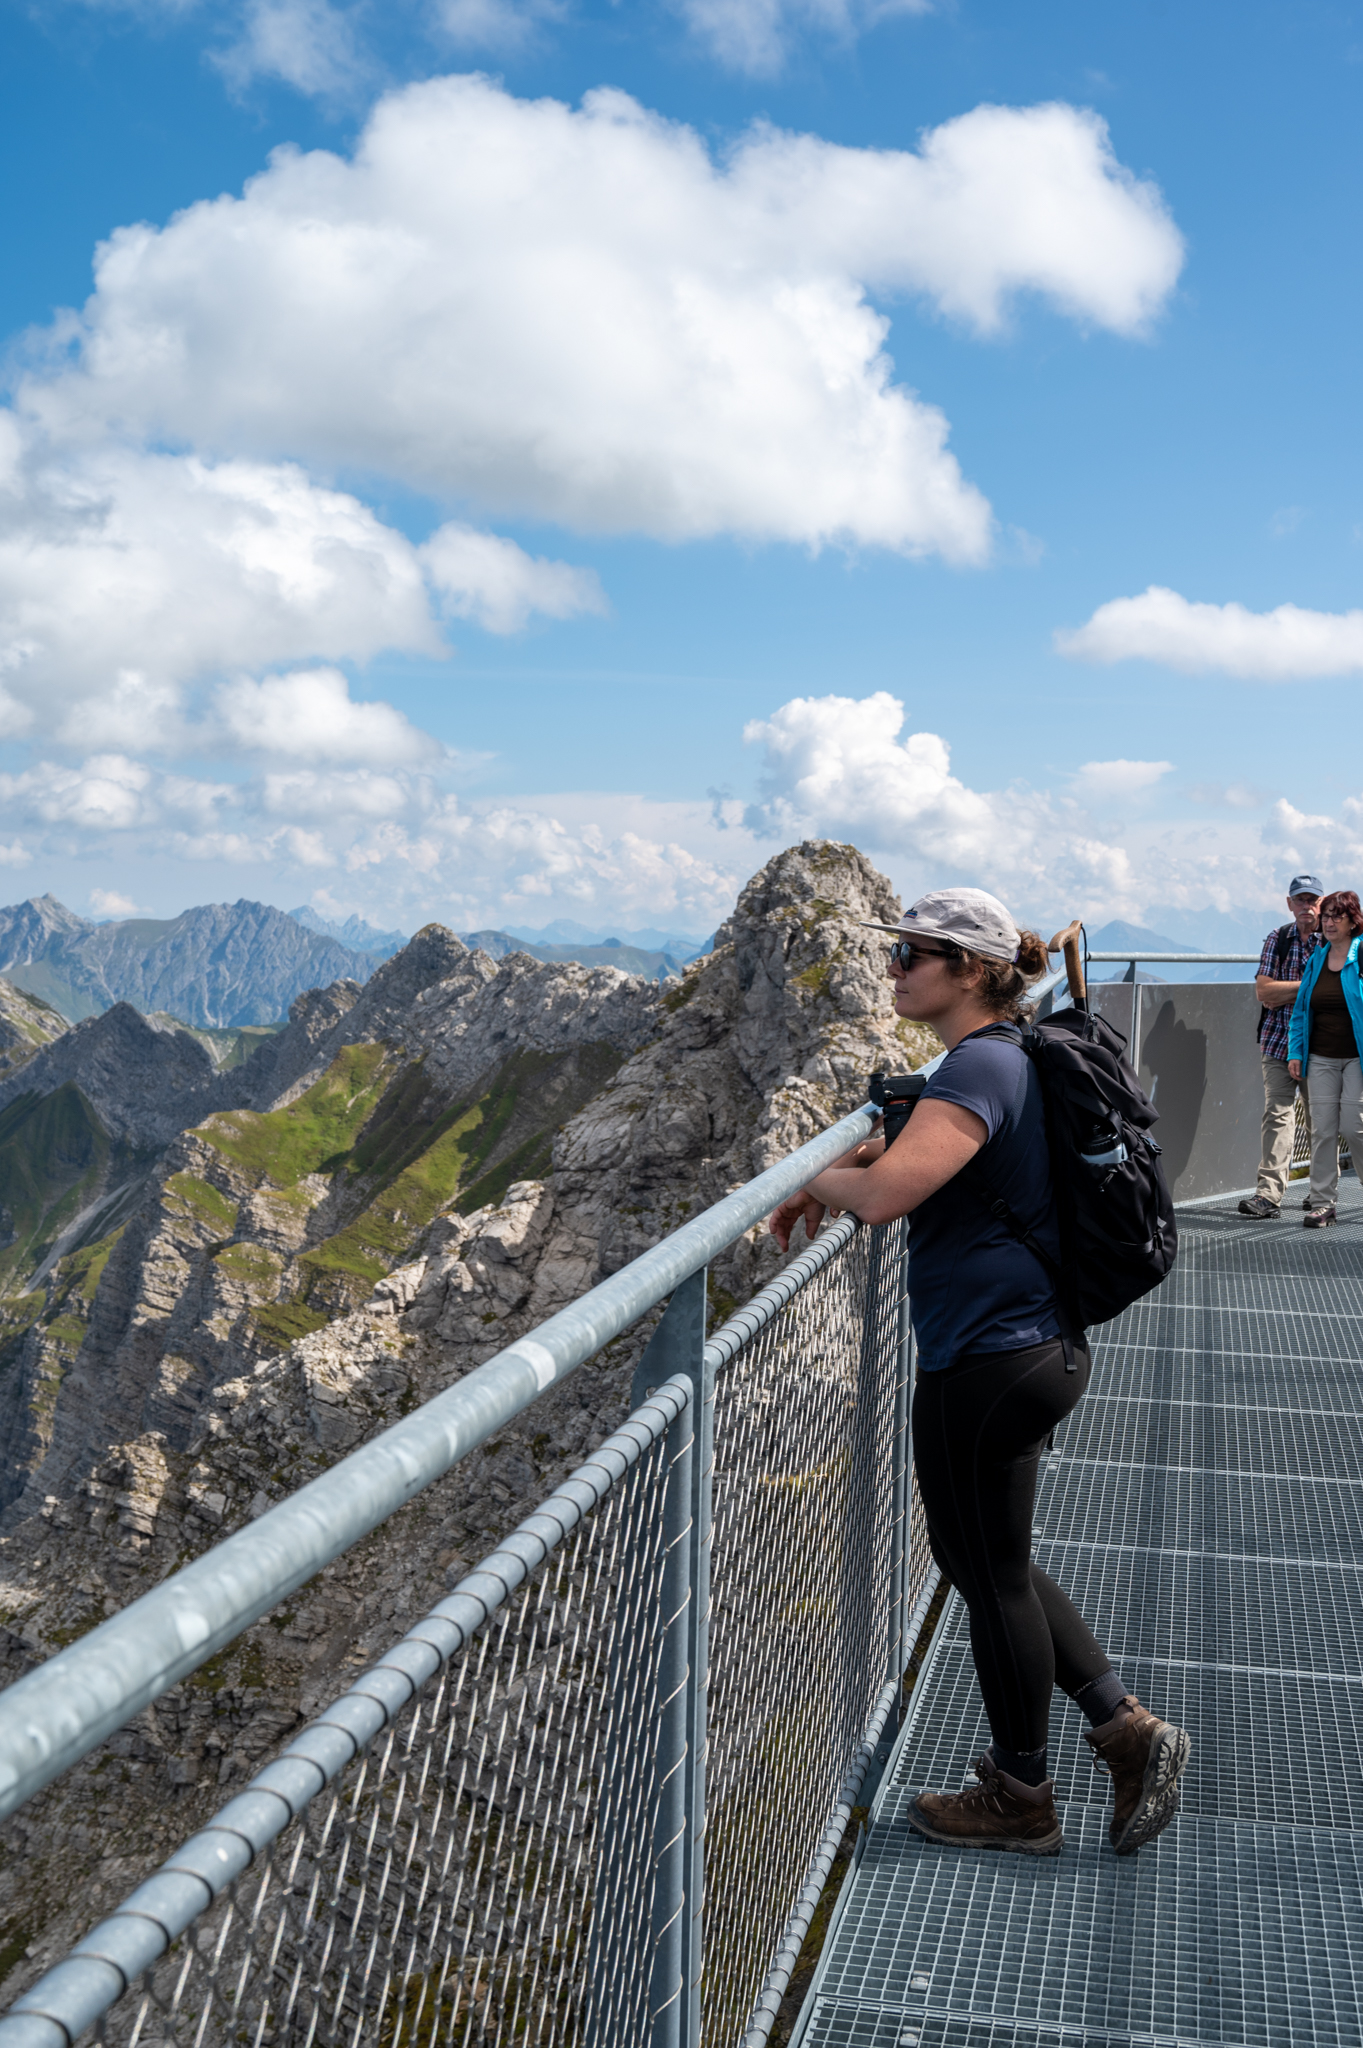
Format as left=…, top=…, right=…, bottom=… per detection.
left=912, top=1337, right=1114, bottom=1754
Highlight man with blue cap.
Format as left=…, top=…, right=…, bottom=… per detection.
left=1239, top=874, right=1324, bottom=1218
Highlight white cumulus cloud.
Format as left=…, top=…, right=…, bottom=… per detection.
left=421, top=523, right=607, bottom=634
left=0, top=420, right=602, bottom=745
left=22, top=78, right=1182, bottom=559
left=215, top=669, right=442, bottom=766
left=1056, top=586, right=1363, bottom=680
left=742, top=690, right=1135, bottom=907
left=89, top=887, right=141, bottom=917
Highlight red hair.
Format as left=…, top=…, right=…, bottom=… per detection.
left=1320, top=890, right=1363, bottom=936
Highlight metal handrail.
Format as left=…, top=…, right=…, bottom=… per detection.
left=1086, top=952, right=1259, bottom=964
left=0, top=1100, right=885, bottom=1824
left=0, top=961, right=1068, bottom=1828
left=0, top=962, right=1070, bottom=2045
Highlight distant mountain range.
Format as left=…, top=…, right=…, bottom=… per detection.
left=287, top=907, right=409, bottom=960
left=0, top=896, right=711, bottom=1031
left=501, top=919, right=710, bottom=954
left=461, top=930, right=698, bottom=982
left=1085, top=919, right=1257, bottom=985
left=0, top=897, right=381, bottom=1028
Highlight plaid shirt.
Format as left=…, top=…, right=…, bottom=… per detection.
left=1257, top=923, right=1322, bottom=1060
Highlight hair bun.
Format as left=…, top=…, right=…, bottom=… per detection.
left=1015, top=930, right=1050, bottom=979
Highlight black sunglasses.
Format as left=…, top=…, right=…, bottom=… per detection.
left=888, top=939, right=960, bottom=969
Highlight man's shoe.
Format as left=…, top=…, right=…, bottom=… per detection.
left=1237, top=1196, right=1280, bottom=1218
left=908, top=1751, right=1064, bottom=1856
left=1084, top=1698, right=1190, bottom=1855
left=1305, top=1203, right=1338, bottom=1229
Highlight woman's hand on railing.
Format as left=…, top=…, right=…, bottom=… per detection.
left=769, top=1189, right=827, bottom=1251
left=769, top=1139, right=885, bottom=1250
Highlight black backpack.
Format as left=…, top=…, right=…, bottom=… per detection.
left=870, top=1004, right=1177, bottom=1334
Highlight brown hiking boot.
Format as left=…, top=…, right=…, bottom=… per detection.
left=1085, top=1697, right=1191, bottom=1854
left=907, top=1750, right=1064, bottom=1856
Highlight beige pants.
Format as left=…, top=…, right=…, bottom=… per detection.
left=1258, top=1055, right=1309, bottom=1203
left=1305, top=1055, right=1363, bottom=1207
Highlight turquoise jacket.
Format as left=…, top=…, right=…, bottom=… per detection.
left=1288, top=936, right=1363, bottom=1071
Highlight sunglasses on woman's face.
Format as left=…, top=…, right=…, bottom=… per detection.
left=888, top=939, right=958, bottom=970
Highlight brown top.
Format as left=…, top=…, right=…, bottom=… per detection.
left=1309, top=964, right=1356, bottom=1059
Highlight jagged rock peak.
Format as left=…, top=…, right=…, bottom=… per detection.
left=534, top=838, right=935, bottom=1292
left=0, top=896, right=92, bottom=974
left=717, top=837, right=900, bottom=948
left=0, top=1002, right=217, bottom=1146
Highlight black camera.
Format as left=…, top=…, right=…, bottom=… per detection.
left=868, top=1070, right=928, bottom=1147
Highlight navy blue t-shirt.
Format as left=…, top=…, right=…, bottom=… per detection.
left=907, top=1028, right=1061, bottom=1370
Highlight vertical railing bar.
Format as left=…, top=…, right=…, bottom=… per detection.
left=682, top=1328, right=713, bottom=2048
left=649, top=1394, right=694, bottom=2048
left=618, top=1261, right=710, bottom=2048
left=886, top=1221, right=913, bottom=1689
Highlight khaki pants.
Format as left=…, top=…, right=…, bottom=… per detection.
left=1305, top=1055, right=1363, bottom=1208
left=1258, top=1055, right=1309, bottom=1203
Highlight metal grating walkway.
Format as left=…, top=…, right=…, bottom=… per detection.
left=793, top=1183, right=1363, bottom=2048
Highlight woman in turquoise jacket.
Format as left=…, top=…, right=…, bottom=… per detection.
left=1288, top=889, right=1363, bottom=1226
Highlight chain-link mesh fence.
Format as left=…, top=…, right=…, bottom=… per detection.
left=701, top=1218, right=915, bottom=2044
left=87, top=1394, right=690, bottom=2048
left=13, top=1215, right=928, bottom=2048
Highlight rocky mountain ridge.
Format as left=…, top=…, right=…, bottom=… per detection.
left=0, top=840, right=938, bottom=2002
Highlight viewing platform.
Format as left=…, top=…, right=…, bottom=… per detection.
left=1, top=957, right=1359, bottom=2047
left=796, top=1182, right=1363, bottom=2048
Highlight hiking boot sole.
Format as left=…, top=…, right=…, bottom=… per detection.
left=907, top=1796, right=1064, bottom=1856
left=1111, top=1723, right=1191, bottom=1855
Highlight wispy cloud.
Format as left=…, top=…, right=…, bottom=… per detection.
left=676, top=0, right=931, bottom=76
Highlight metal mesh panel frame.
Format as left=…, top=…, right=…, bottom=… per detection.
left=701, top=1216, right=927, bottom=2047
left=3, top=1214, right=932, bottom=2048
left=7, top=1381, right=695, bottom=2048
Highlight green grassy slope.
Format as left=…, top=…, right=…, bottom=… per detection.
left=182, top=1037, right=627, bottom=1345
left=0, top=1087, right=149, bottom=1294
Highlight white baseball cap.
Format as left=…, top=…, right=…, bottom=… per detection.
left=861, top=887, right=1022, bottom=964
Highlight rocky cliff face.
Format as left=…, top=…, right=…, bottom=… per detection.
left=0, top=840, right=936, bottom=1999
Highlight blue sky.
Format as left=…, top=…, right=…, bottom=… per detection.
left=1, top=0, right=1360, bottom=941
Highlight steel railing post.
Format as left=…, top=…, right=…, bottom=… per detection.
left=834, top=1226, right=889, bottom=1768
left=628, top=1266, right=710, bottom=2048
left=852, top=1220, right=911, bottom=1806
left=682, top=1303, right=713, bottom=2048
left=887, top=1221, right=913, bottom=1688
